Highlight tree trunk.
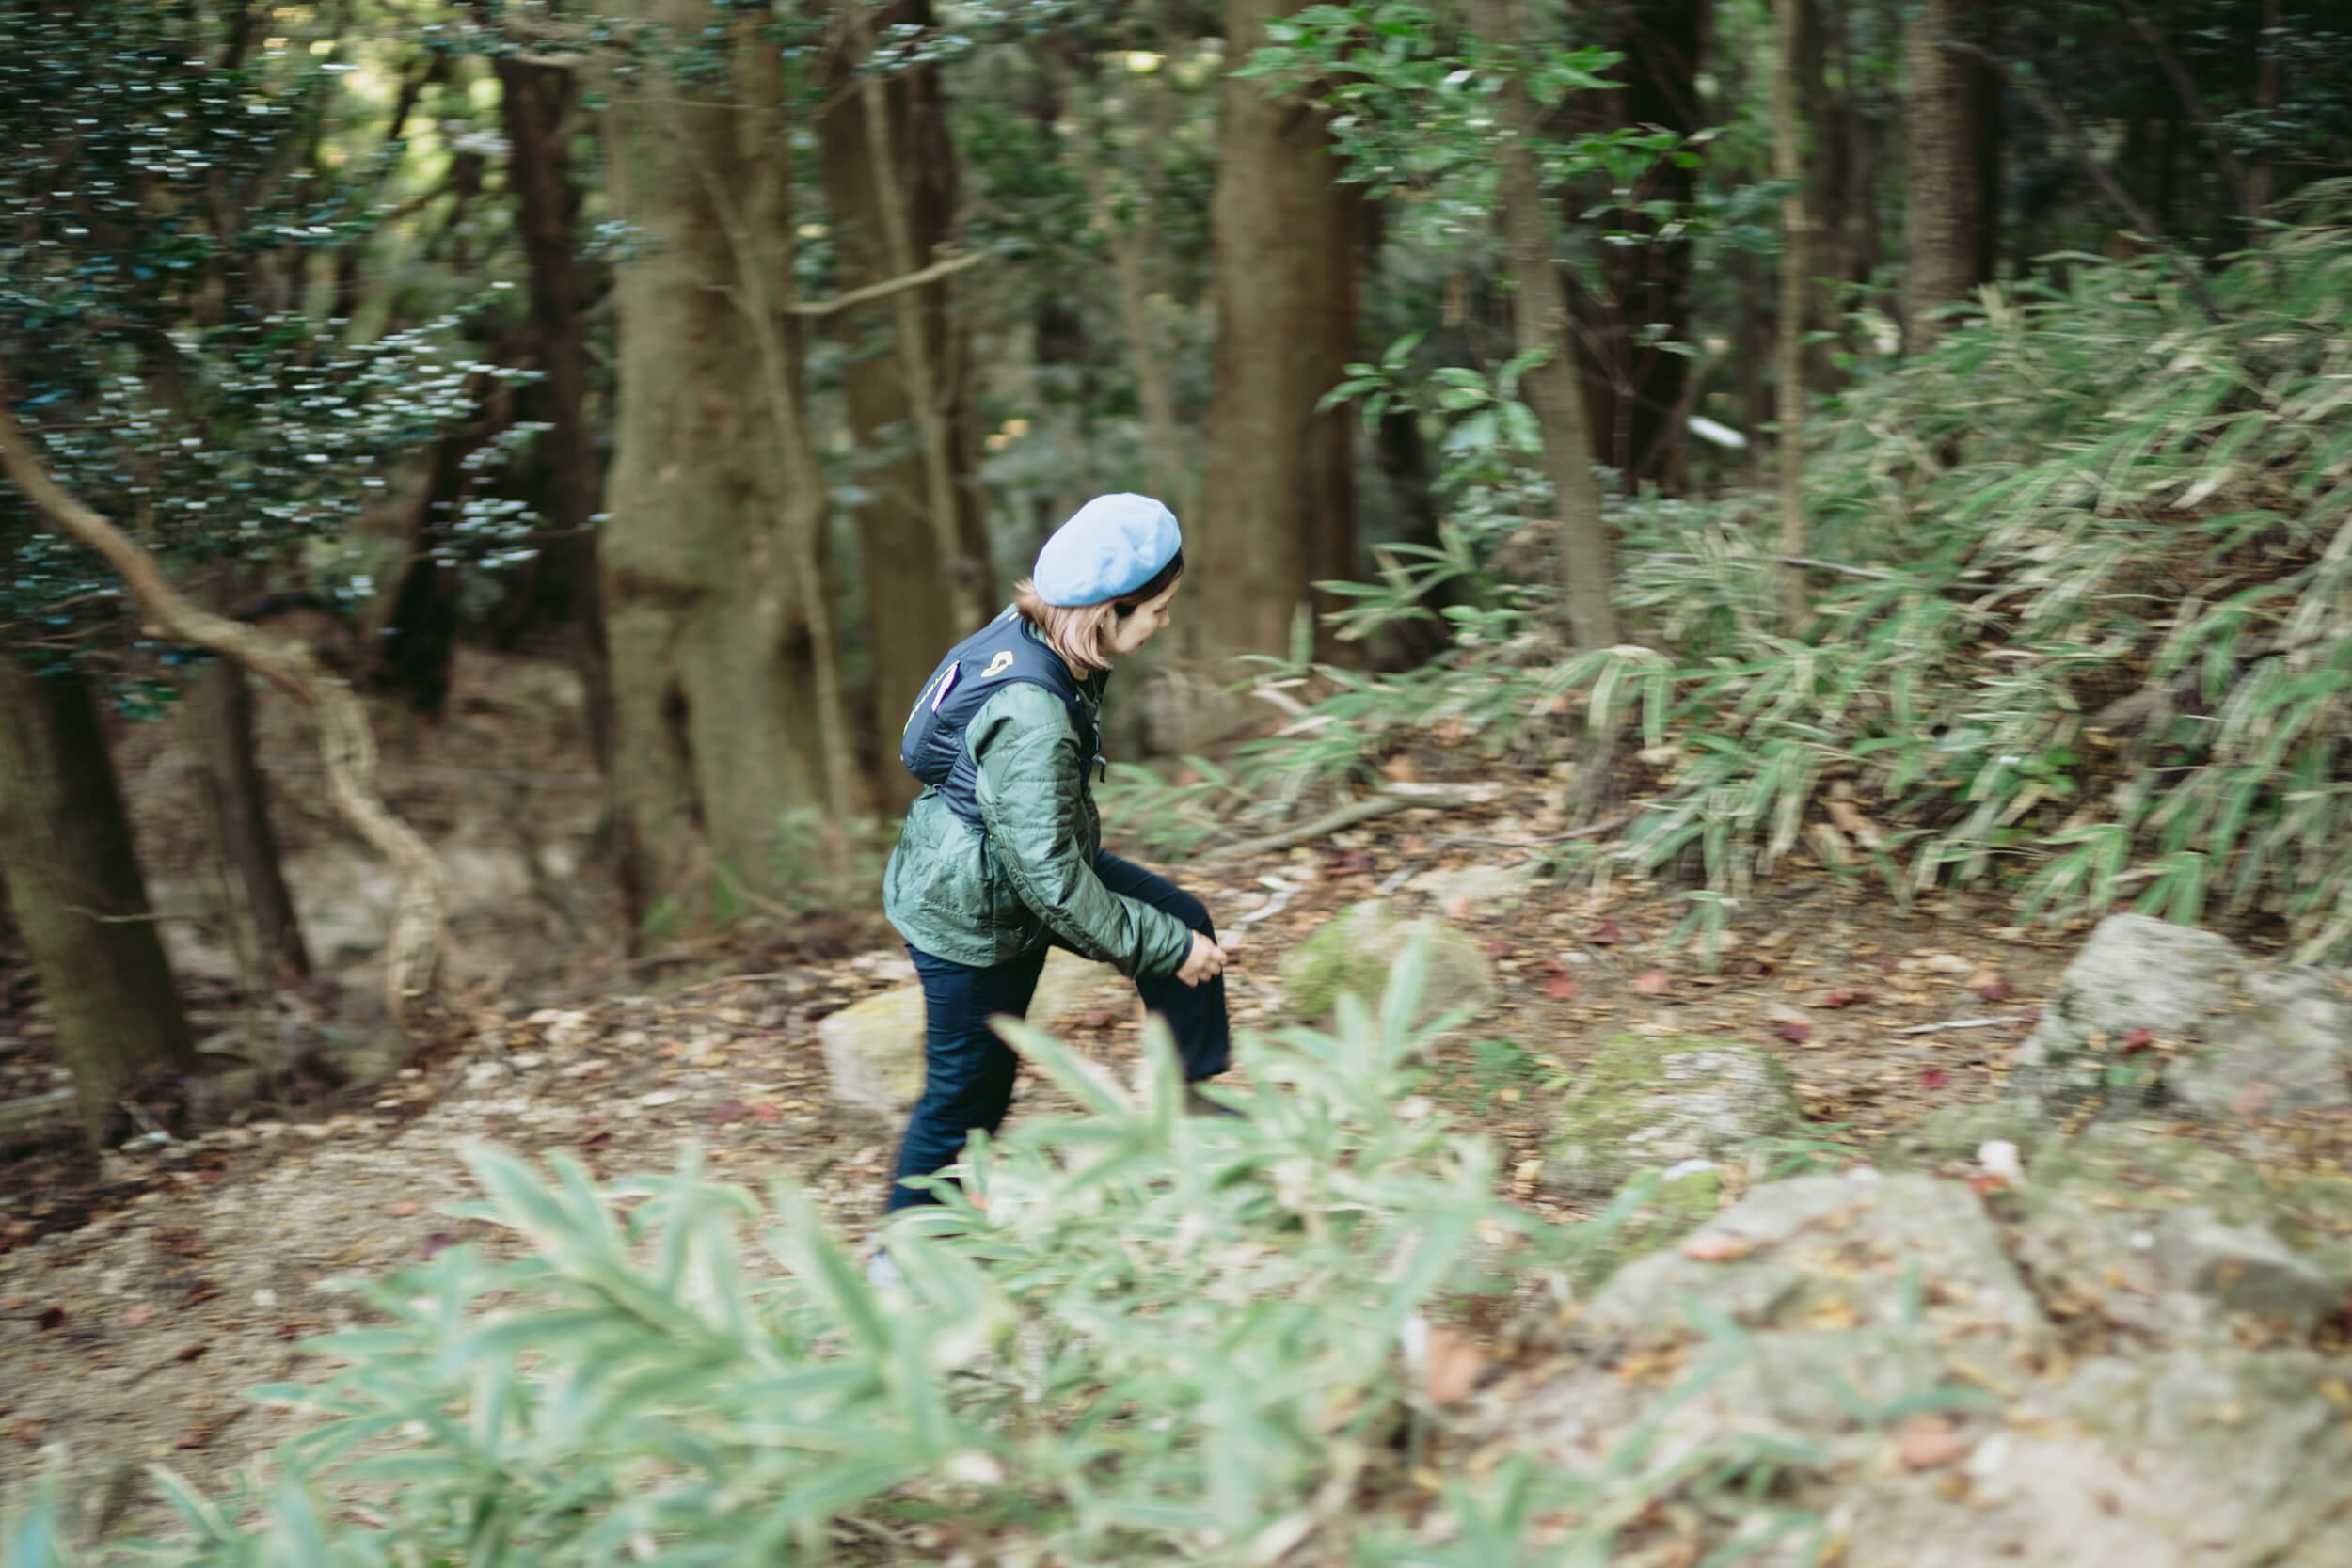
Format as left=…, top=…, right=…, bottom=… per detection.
left=0, top=657, right=197, bottom=1148
left=1191, top=0, right=1364, bottom=698
left=1901, top=0, right=2003, bottom=350
left=2249, top=0, right=2280, bottom=214
left=1469, top=0, right=1621, bottom=653
left=492, top=48, right=614, bottom=779
left=1773, top=0, right=1810, bottom=625
left=599, top=2, right=851, bottom=928
left=818, top=0, right=991, bottom=813
left=1596, top=0, right=1703, bottom=493
left=192, top=645, right=309, bottom=981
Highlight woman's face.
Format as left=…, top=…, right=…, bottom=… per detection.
left=1104, top=582, right=1180, bottom=658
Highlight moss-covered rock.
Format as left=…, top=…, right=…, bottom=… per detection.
left=1540, top=1035, right=1804, bottom=1199
left=2009, top=1123, right=2352, bottom=1343
left=818, top=986, right=930, bottom=1118
left=1565, top=1165, right=1726, bottom=1291
left=1276, top=900, right=1496, bottom=1032
left=1880, top=1101, right=2056, bottom=1172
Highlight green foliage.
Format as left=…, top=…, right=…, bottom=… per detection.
left=5, top=947, right=1867, bottom=1567
left=1123, top=207, right=2352, bottom=960
left=0, top=2, right=523, bottom=685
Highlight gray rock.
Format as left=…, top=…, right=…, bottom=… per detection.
left=817, top=951, right=1133, bottom=1119
left=1277, top=900, right=1496, bottom=1033
left=2009, top=913, right=2352, bottom=1126
left=818, top=986, right=931, bottom=1118
left=1540, top=1036, right=1804, bottom=1199
left=1028, top=948, right=1129, bottom=1028
left=1406, top=861, right=1542, bottom=909
left=2007, top=1124, right=2352, bottom=1344
left=1512, top=1173, right=2352, bottom=1567
left=1835, top=1348, right=2352, bottom=1568
left=2164, top=967, right=2352, bottom=1120
left=2154, top=1208, right=2351, bottom=1336
left=1579, top=1173, right=2049, bottom=1344
left=1881, top=1101, right=2054, bottom=1171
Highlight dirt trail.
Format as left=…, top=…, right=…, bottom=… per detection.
left=2, top=775, right=2089, bottom=1509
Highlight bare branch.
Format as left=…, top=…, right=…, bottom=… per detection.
left=787, top=247, right=990, bottom=317
left=0, top=367, right=449, bottom=1028
left=2112, top=0, right=2257, bottom=223
left=1957, top=44, right=2225, bottom=325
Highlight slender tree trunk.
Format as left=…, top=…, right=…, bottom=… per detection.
left=1192, top=0, right=1364, bottom=699
left=1772, top=0, right=1809, bottom=626
left=600, top=2, right=851, bottom=927
left=493, top=48, right=614, bottom=779
left=0, top=657, right=198, bottom=1148
left=1597, top=0, right=1704, bottom=493
left=1901, top=0, right=2003, bottom=349
left=192, top=639, right=310, bottom=981
left=818, top=0, right=991, bottom=812
left=1470, top=0, right=1621, bottom=652
left=2250, top=0, right=2280, bottom=214
left=1060, top=45, right=1198, bottom=528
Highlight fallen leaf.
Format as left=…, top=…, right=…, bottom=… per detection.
left=1422, top=1325, right=1487, bottom=1405
left=1543, top=971, right=1578, bottom=1001
left=387, top=1199, right=421, bottom=1219
left=1590, top=919, right=1626, bottom=945
left=711, top=1099, right=749, bottom=1127
left=1079, top=1008, right=1117, bottom=1029
left=35, top=1306, right=64, bottom=1331
left=1923, top=954, right=1974, bottom=974
left=1632, top=969, right=1671, bottom=997
left=1897, top=1416, right=1964, bottom=1469
left=1678, top=1232, right=1753, bottom=1262
left=751, top=1101, right=782, bottom=1123
left=1922, top=1069, right=1950, bottom=1090
left=1965, top=1172, right=2011, bottom=1196
left=1485, top=939, right=1518, bottom=959
left=1775, top=1018, right=1813, bottom=1044
left=123, top=1304, right=155, bottom=1329
left=1966, top=969, right=2012, bottom=1002
left=1821, top=987, right=1875, bottom=1008
left=1825, top=798, right=1884, bottom=847
left=2119, top=1029, right=2156, bottom=1053
left=419, top=1232, right=459, bottom=1260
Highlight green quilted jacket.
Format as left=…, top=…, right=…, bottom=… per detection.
left=882, top=669, right=1195, bottom=977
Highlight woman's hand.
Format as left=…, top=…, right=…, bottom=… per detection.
left=1176, top=930, right=1230, bottom=988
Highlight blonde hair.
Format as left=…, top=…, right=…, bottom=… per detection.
left=1011, top=551, right=1184, bottom=675
left=1011, top=580, right=1127, bottom=675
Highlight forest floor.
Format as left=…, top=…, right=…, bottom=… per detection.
left=0, top=651, right=2113, bottom=1517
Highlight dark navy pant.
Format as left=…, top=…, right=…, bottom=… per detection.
left=885, top=852, right=1230, bottom=1212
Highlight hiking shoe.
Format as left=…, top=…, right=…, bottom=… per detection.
left=1184, top=1084, right=1248, bottom=1119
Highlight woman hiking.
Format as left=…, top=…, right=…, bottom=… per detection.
left=876, top=492, right=1237, bottom=1244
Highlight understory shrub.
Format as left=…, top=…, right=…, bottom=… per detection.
left=3, top=950, right=1839, bottom=1567
left=1118, top=198, right=2352, bottom=960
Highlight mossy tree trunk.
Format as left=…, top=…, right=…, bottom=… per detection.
left=0, top=656, right=197, bottom=1148
left=1191, top=0, right=1364, bottom=707
left=599, top=1, right=846, bottom=930
left=818, top=0, right=992, bottom=813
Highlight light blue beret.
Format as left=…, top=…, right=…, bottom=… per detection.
left=1032, top=493, right=1184, bottom=608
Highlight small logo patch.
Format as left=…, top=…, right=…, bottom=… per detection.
left=982, top=650, right=1016, bottom=679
